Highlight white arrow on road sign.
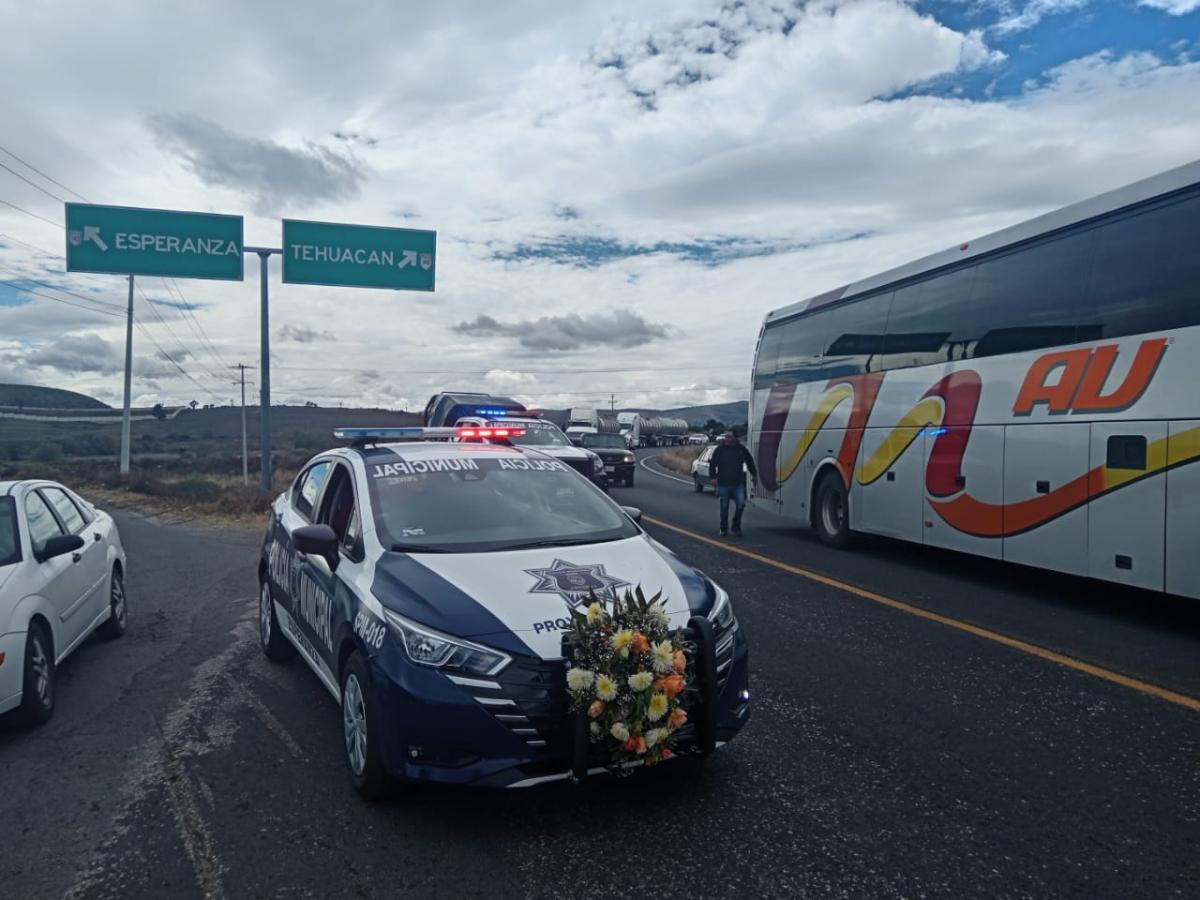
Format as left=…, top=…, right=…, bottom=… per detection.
left=398, top=250, right=418, bottom=269
left=83, top=225, right=108, bottom=251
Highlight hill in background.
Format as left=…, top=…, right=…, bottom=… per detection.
left=0, top=383, right=111, bottom=410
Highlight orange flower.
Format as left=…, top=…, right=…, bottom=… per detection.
left=624, top=736, right=647, bottom=754
left=655, top=674, right=685, bottom=698
left=632, top=632, right=649, bottom=654
left=588, top=700, right=605, bottom=719
left=668, top=707, right=688, bottom=730
left=673, top=649, right=687, bottom=674
left=661, top=747, right=674, bottom=760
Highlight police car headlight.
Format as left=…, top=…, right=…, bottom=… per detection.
left=383, top=609, right=511, bottom=676
left=623, top=453, right=635, bottom=464
left=707, top=583, right=737, bottom=634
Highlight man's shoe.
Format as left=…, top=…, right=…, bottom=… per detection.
left=732, top=527, right=743, bottom=537
left=719, top=529, right=728, bottom=537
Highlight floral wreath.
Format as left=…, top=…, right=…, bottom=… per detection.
left=564, top=585, right=691, bottom=768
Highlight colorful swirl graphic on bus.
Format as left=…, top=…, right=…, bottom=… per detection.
left=757, top=337, right=1200, bottom=538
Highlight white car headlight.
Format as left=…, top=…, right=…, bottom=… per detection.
left=707, top=583, right=737, bottom=633
left=383, top=609, right=511, bottom=676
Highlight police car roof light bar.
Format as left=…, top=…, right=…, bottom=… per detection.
left=333, top=426, right=527, bottom=446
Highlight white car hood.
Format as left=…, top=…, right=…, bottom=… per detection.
left=407, top=535, right=703, bottom=659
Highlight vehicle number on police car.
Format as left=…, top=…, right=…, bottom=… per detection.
left=354, top=611, right=386, bottom=649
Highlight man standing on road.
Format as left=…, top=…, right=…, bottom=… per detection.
left=710, top=430, right=758, bottom=537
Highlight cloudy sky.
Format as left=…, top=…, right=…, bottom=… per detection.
left=0, top=0, right=1198, bottom=412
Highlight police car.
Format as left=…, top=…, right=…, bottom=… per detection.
left=257, top=427, right=751, bottom=797
left=454, top=415, right=609, bottom=489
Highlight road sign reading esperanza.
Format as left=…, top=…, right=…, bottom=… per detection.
left=65, top=203, right=244, bottom=280
left=282, top=219, right=436, bottom=291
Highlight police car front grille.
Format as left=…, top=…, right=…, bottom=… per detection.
left=449, top=657, right=571, bottom=755
left=714, top=627, right=735, bottom=694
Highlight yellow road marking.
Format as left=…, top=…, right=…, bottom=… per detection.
left=644, top=514, right=1200, bottom=714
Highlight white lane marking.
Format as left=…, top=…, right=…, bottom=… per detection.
left=228, top=679, right=308, bottom=761
left=638, top=454, right=694, bottom=486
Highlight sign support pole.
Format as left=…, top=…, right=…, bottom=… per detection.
left=120, top=274, right=134, bottom=476
left=258, top=251, right=272, bottom=493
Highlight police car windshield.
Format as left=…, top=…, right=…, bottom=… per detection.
left=506, top=422, right=570, bottom=448
left=364, top=451, right=638, bottom=553
left=0, top=497, right=19, bottom=567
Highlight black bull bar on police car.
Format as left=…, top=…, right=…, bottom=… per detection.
left=562, top=615, right=720, bottom=783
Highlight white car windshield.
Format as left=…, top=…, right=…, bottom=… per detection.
left=0, top=497, right=19, bottom=566
left=363, top=450, right=638, bottom=552
left=580, top=433, right=626, bottom=450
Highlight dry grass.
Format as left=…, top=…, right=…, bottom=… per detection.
left=82, top=470, right=298, bottom=529
left=658, top=445, right=705, bottom=475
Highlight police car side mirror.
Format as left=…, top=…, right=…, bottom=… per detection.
left=294, top=524, right=339, bottom=572
left=620, top=506, right=642, bottom=525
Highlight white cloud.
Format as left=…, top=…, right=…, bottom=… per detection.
left=991, top=0, right=1089, bottom=34
left=1138, top=0, right=1200, bottom=12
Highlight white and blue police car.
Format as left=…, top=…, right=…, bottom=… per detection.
left=257, top=427, right=750, bottom=797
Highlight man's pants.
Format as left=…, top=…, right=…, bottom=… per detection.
left=717, top=483, right=747, bottom=532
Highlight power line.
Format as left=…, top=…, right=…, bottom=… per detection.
left=0, top=159, right=67, bottom=203
left=0, top=197, right=61, bottom=228
left=0, top=269, right=126, bottom=312
left=0, top=143, right=90, bottom=201
left=4, top=283, right=127, bottom=319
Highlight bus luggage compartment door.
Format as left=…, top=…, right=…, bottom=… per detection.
left=1088, top=422, right=1167, bottom=592
left=923, top=425, right=1004, bottom=559
left=1165, top=421, right=1200, bottom=599
left=1003, top=423, right=1090, bottom=577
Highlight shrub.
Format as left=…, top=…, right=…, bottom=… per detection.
left=171, top=477, right=222, bottom=502
left=34, top=442, right=64, bottom=462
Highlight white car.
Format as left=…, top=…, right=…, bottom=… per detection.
left=0, top=480, right=127, bottom=725
left=690, top=445, right=718, bottom=493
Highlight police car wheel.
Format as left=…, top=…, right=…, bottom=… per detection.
left=693, top=476, right=704, bottom=493
left=341, top=653, right=388, bottom=799
left=258, top=581, right=296, bottom=663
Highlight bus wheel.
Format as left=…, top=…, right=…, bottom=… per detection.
left=814, top=471, right=852, bottom=549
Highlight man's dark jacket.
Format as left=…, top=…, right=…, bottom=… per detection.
left=709, top=442, right=758, bottom=487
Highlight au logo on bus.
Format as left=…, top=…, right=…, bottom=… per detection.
left=1012, top=337, right=1167, bottom=416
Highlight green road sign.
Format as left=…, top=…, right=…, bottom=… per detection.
left=282, top=219, right=436, bottom=291
left=65, top=203, right=244, bottom=280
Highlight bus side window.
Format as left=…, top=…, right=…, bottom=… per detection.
left=1084, top=191, right=1200, bottom=340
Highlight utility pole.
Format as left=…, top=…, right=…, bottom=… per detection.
left=119, top=274, right=134, bottom=476
left=230, top=364, right=255, bottom=485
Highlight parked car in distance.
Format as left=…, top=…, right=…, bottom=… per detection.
left=0, top=480, right=127, bottom=725
left=691, top=445, right=719, bottom=493
left=687, top=433, right=708, bottom=444
left=578, top=432, right=637, bottom=486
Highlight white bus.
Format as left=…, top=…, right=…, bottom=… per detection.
left=749, top=161, right=1200, bottom=598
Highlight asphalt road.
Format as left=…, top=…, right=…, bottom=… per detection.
left=2, top=464, right=1198, bottom=900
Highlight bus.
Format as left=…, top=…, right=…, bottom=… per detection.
left=748, top=160, right=1200, bottom=598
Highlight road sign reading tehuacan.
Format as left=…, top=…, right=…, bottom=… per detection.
left=281, top=218, right=436, bottom=291
left=64, top=203, right=244, bottom=280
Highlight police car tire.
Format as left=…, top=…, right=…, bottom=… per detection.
left=693, top=476, right=704, bottom=493
left=341, top=653, right=389, bottom=800
left=259, top=581, right=296, bottom=663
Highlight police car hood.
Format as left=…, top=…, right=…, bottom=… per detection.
left=371, top=534, right=714, bottom=660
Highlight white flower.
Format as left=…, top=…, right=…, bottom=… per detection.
left=649, top=605, right=669, bottom=627
left=644, top=727, right=667, bottom=748
left=627, top=671, right=654, bottom=692
left=566, top=668, right=595, bottom=692
left=610, top=722, right=630, bottom=742
left=647, top=692, right=669, bottom=722
left=595, top=674, right=618, bottom=702
left=586, top=602, right=602, bottom=625
left=590, top=722, right=601, bottom=737
left=652, top=640, right=675, bottom=674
